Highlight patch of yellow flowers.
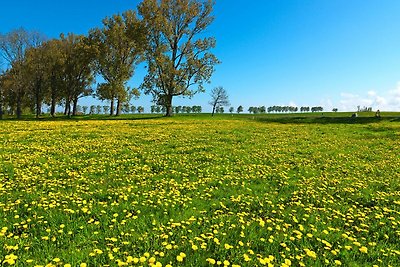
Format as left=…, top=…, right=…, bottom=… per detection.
left=0, top=119, right=399, bottom=266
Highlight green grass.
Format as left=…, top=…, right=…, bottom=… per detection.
left=0, top=114, right=399, bottom=266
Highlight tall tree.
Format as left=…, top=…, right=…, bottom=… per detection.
left=90, top=11, right=145, bottom=116
left=23, top=45, right=49, bottom=118
left=0, top=71, right=5, bottom=119
left=209, top=86, right=229, bottom=116
left=42, top=39, right=66, bottom=117
left=138, top=0, right=219, bottom=117
left=61, top=33, right=96, bottom=116
left=0, top=28, right=45, bottom=118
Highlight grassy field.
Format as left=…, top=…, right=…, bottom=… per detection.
left=0, top=114, right=399, bottom=266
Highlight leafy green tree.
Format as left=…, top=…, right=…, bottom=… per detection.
left=237, top=105, right=243, bottom=114
left=90, top=11, right=145, bottom=116
left=0, top=28, right=45, bottom=118
left=23, top=45, right=49, bottom=118
left=103, top=105, right=110, bottom=114
left=130, top=105, right=136, bottom=113
left=209, top=86, right=229, bottom=116
left=138, top=0, right=219, bottom=116
left=175, top=106, right=182, bottom=114
left=192, top=105, right=201, bottom=113
left=82, top=106, right=88, bottom=114
left=229, top=107, right=234, bottom=114
left=90, top=105, right=96, bottom=115
left=122, top=103, right=130, bottom=114
left=41, top=39, right=66, bottom=117
left=96, top=105, right=102, bottom=114
left=137, top=106, right=144, bottom=114
left=61, top=33, right=96, bottom=117
left=0, top=71, right=5, bottom=119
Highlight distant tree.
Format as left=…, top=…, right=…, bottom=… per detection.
left=259, top=106, right=266, bottom=113
left=130, top=105, right=136, bottom=114
left=248, top=106, right=260, bottom=114
left=175, top=106, right=182, bottom=114
left=332, top=108, right=338, bottom=112
left=96, top=105, right=102, bottom=114
left=90, top=105, right=96, bottom=115
left=122, top=103, right=130, bottom=114
left=82, top=106, right=88, bottom=114
left=209, top=86, right=229, bottom=116
left=229, top=107, right=234, bottom=114
left=192, top=105, right=202, bottom=113
left=155, top=105, right=161, bottom=114
left=138, top=0, right=219, bottom=116
left=137, top=106, right=144, bottom=114
left=76, top=105, right=82, bottom=114
left=103, top=105, right=110, bottom=114
left=237, top=105, right=243, bottom=114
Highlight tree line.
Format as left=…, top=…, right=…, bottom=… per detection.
left=246, top=106, right=325, bottom=114
left=0, top=0, right=219, bottom=119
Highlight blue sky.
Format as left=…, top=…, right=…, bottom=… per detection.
left=2, top=0, right=400, bottom=111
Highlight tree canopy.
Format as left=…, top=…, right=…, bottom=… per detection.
left=138, top=0, right=219, bottom=116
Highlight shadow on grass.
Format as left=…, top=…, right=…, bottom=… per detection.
left=254, top=116, right=399, bottom=125
left=1, top=114, right=165, bottom=122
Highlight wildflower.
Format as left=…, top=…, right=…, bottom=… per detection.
left=206, top=258, right=216, bottom=264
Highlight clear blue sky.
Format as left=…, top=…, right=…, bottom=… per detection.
left=2, top=0, right=400, bottom=111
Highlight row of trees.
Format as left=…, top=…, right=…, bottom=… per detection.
left=32, top=104, right=329, bottom=115
left=0, top=0, right=219, bottom=119
left=151, top=105, right=202, bottom=114
left=246, top=106, right=325, bottom=114
left=71, top=104, right=145, bottom=115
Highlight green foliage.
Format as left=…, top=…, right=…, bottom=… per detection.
left=89, top=11, right=145, bottom=116
left=138, top=0, right=220, bottom=116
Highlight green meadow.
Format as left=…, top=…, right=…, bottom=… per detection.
left=0, top=113, right=399, bottom=267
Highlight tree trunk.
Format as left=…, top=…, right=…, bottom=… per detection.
left=16, top=93, right=22, bottom=119
left=165, top=95, right=173, bottom=117
left=211, top=104, right=216, bottom=117
left=36, top=101, right=42, bottom=119
left=0, top=90, right=3, bottom=120
left=116, top=98, right=121, bottom=116
left=50, top=75, right=57, bottom=117
left=35, top=80, right=42, bottom=119
left=51, top=97, right=56, bottom=117
left=110, top=98, right=114, bottom=116
left=64, top=98, right=70, bottom=115
left=0, top=85, right=3, bottom=119
left=72, top=98, right=78, bottom=116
